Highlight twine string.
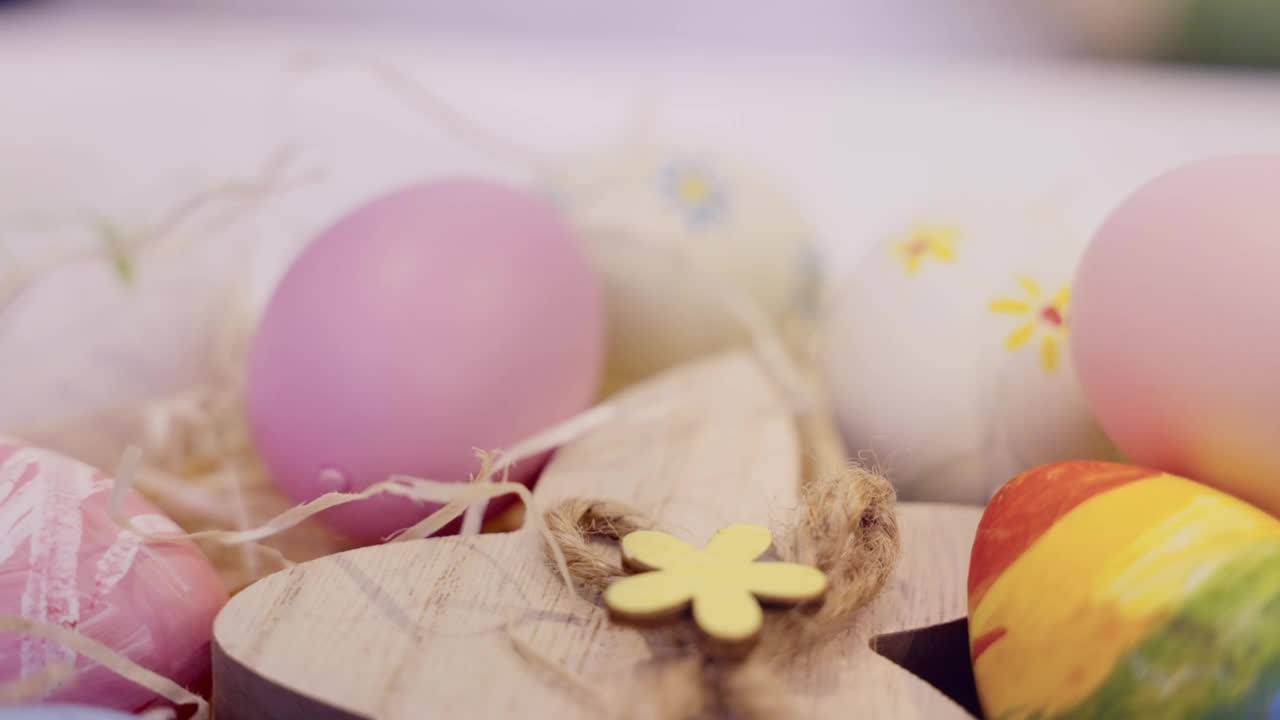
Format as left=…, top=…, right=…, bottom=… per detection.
left=539, top=463, right=900, bottom=720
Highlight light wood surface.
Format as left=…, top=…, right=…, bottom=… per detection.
left=212, top=352, right=982, bottom=719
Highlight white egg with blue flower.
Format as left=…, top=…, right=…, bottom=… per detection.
left=547, top=140, right=820, bottom=394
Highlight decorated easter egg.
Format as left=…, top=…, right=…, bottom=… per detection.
left=969, top=460, right=1280, bottom=719
left=1073, top=155, right=1280, bottom=516
left=0, top=214, right=250, bottom=472
left=247, top=179, right=605, bottom=543
left=0, top=438, right=227, bottom=711
left=0, top=706, right=135, bottom=720
left=823, top=202, right=1115, bottom=504
left=548, top=142, right=819, bottom=394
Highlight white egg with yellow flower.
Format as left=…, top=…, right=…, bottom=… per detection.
left=547, top=140, right=819, bottom=395
left=822, top=201, right=1116, bottom=504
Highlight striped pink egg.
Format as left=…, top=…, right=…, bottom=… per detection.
left=0, top=438, right=227, bottom=710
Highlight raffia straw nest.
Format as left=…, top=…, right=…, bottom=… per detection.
left=126, top=297, right=356, bottom=593
left=0, top=145, right=347, bottom=594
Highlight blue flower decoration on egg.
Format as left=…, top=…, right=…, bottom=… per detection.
left=659, top=162, right=729, bottom=230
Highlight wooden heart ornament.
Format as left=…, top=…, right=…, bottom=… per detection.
left=212, top=352, right=983, bottom=719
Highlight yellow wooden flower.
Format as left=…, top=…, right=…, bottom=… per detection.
left=989, top=276, right=1071, bottom=372
left=604, top=523, right=827, bottom=644
left=892, top=223, right=960, bottom=275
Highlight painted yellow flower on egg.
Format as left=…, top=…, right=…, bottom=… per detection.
left=605, top=524, right=827, bottom=645
left=892, top=223, right=960, bottom=275
left=990, top=276, right=1070, bottom=373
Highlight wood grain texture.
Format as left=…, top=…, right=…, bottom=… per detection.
left=212, top=351, right=982, bottom=719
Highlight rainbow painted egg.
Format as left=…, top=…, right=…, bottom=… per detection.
left=1073, top=155, right=1280, bottom=519
left=969, top=460, right=1280, bottom=719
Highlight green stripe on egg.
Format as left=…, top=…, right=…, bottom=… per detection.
left=1055, top=540, right=1280, bottom=719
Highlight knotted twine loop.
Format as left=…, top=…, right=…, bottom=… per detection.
left=543, top=464, right=900, bottom=720
left=542, top=499, right=651, bottom=597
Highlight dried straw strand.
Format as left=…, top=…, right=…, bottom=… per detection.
left=0, top=660, right=74, bottom=703
left=0, top=616, right=211, bottom=720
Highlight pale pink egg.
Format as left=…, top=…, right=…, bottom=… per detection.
left=0, top=437, right=227, bottom=711
left=1072, top=155, right=1280, bottom=514
left=246, top=179, right=605, bottom=543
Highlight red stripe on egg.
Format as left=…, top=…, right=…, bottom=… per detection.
left=968, top=462, right=1158, bottom=610
left=971, top=626, right=1007, bottom=662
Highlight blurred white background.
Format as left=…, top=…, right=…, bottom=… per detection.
left=11, top=0, right=1069, bottom=57
left=4, top=0, right=1279, bottom=270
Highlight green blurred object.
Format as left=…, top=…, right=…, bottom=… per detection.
left=1044, top=0, right=1280, bottom=68
left=1177, top=0, right=1280, bottom=67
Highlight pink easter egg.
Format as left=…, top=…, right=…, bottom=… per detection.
left=1072, top=154, right=1280, bottom=514
left=0, top=437, right=227, bottom=711
left=247, top=179, right=605, bottom=543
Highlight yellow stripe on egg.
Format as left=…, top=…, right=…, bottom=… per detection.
left=971, top=474, right=1280, bottom=719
